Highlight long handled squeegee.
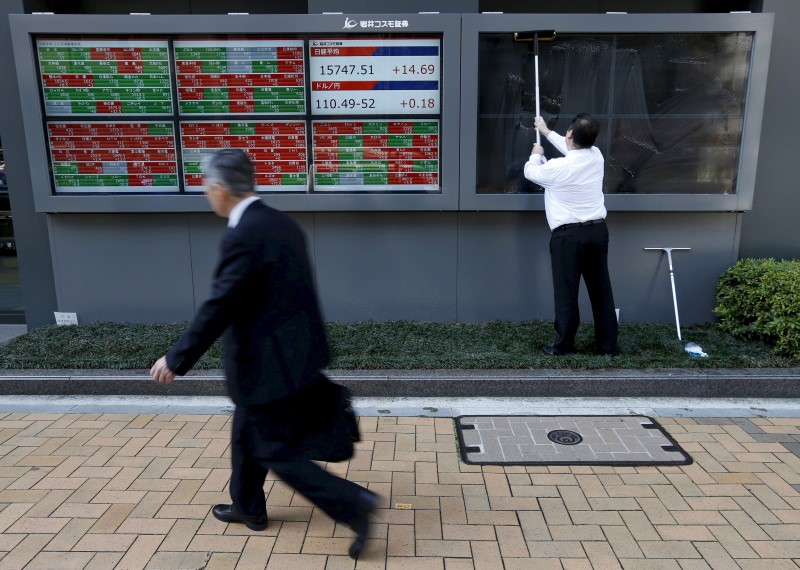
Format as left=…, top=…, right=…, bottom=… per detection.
left=644, top=247, right=692, bottom=340
left=514, top=30, right=556, bottom=145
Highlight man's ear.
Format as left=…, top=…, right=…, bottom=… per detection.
left=212, top=183, right=231, bottom=200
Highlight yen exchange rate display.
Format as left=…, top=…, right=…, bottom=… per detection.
left=37, top=40, right=172, bottom=116
left=309, top=38, right=440, bottom=116
left=181, top=121, right=308, bottom=192
left=174, top=40, right=306, bottom=115
left=47, top=122, right=179, bottom=193
left=312, top=120, right=439, bottom=191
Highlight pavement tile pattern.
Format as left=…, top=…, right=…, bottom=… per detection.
left=0, top=412, right=799, bottom=568
left=456, top=415, right=690, bottom=466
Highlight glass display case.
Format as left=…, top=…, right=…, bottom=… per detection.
left=476, top=32, right=751, bottom=195
left=460, top=13, right=773, bottom=211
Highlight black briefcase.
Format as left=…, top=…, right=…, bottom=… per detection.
left=245, top=374, right=360, bottom=463
left=298, top=377, right=360, bottom=462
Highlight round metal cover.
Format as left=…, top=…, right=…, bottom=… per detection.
left=547, top=429, right=583, bottom=445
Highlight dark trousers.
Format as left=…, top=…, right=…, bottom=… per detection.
left=229, top=405, right=364, bottom=525
left=549, top=221, right=618, bottom=354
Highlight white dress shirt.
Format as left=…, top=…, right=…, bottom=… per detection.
left=227, top=195, right=261, bottom=229
left=523, top=131, right=607, bottom=231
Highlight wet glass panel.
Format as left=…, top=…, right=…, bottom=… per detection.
left=476, top=32, right=753, bottom=195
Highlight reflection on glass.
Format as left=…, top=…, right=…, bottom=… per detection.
left=476, top=33, right=752, bottom=195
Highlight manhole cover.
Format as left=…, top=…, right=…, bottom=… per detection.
left=547, top=429, right=583, bottom=445
left=455, top=415, right=692, bottom=466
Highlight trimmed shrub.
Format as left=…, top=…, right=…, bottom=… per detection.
left=715, top=258, right=800, bottom=359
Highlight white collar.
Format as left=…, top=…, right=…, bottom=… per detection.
left=227, top=195, right=261, bottom=228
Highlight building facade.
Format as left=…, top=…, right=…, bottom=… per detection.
left=1, top=0, right=797, bottom=329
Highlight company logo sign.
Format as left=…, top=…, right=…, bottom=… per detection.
left=343, top=17, right=410, bottom=29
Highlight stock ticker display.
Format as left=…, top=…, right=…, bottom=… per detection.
left=35, top=36, right=442, bottom=195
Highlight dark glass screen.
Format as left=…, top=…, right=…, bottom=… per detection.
left=476, top=33, right=753, bottom=195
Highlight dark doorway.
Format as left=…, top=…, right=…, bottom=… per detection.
left=0, top=141, right=24, bottom=324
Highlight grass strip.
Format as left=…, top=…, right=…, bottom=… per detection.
left=0, top=321, right=795, bottom=370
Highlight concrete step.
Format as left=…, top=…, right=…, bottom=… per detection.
left=1, top=368, right=800, bottom=398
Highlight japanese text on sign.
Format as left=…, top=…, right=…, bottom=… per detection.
left=37, top=39, right=173, bottom=116
left=309, top=38, right=441, bottom=116
left=312, top=119, right=439, bottom=192
left=181, top=121, right=308, bottom=192
left=174, top=39, right=306, bottom=115
left=47, top=121, right=179, bottom=193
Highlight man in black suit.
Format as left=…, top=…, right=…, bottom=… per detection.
left=150, top=148, right=378, bottom=559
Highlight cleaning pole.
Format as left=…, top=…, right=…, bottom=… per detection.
left=514, top=30, right=556, bottom=144
left=534, top=33, right=541, bottom=144
left=644, top=247, right=692, bottom=340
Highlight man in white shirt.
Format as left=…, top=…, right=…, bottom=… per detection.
left=523, top=113, right=618, bottom=356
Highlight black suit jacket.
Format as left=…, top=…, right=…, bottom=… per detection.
left=167, top=200, right=330, bottom=406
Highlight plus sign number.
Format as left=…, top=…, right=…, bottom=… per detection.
left=309, top=38, right=441, bottom=116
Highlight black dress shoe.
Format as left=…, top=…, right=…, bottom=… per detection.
left=211, top=504, right=268, bottom=531
left=542, top=344, right=574, bottom=356
left=348, top=490, right=380, bottom=559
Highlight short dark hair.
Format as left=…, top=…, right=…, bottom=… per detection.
left=203, top=149, right=255, bottom=197
left=568, top=113, right=599, bottom=148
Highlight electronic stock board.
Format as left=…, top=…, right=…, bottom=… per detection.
left=173, top=39, right=309, bottom=192
left=35, top=35, right=442, bottom=195
left=37, top=40, right=178, bottom=192
left=308, top=37, right=440, bottom=191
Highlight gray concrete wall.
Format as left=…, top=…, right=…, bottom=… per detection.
left=739, top=0, right=800, bottom=261
left=456, top=212, right=739, bottom=325
left=3, top=0, right=786, bottom=329
left=48, top=211, right=738, bottom=325
left=0, top=0, right=58, bottom=327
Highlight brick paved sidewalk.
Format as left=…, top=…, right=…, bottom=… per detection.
left=0, top=412, right=799, bottom=569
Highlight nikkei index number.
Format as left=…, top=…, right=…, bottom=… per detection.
left=318, top=64, right=375, bottom=76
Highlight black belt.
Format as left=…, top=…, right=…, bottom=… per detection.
left=553, top=219, right=605, bottom=232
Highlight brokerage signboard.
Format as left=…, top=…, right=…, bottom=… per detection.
left=37, top=39, right=172, bottom=115
left=309, top=38, right=440, bottom=116
left=174, top=39, right=306, bottom=115
left=47, top=121, right=179, bottom=192
left=180, top=121, right=308, bottom=191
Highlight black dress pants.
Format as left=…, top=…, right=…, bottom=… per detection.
left=549, top=221, right=618, bottom=354
left=229, top=405, right=365, bottom=525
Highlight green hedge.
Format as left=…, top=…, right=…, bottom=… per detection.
left=715, top=258, right=800, bottom=359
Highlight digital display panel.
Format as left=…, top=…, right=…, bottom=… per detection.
left=47, top=122, right=179, bottom=192
left=312, top=120, right=439, bottom=191
left=181, top=121, right=307, bottom=191
left=34, top=35, right=446, bottom=196
left=174, top=40, right=306, bottom=115
left=37, top=39, right=172, bottom=116
left=309, top=38, right=440, bottom=116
